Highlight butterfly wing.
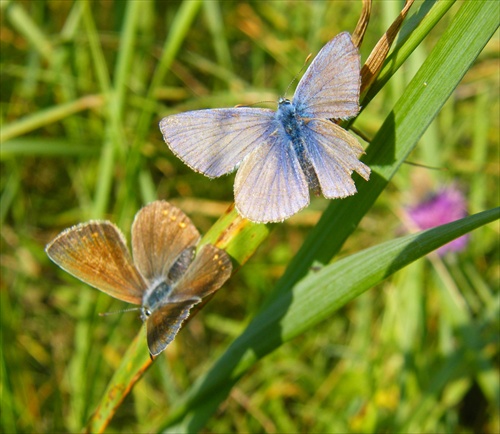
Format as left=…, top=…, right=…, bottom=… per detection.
left=234, top=134, right=309, bottom=223
left=131, top=201, right=200, bottom=284
left=170, top=244, right=232, bottom=302
left=46, top=222, right=146, bottom=304
left=303, top=118, right=370, bottom=198
left=146, top=298, right=199, bottom=356
left=294, top=32, right=360, bottom=120
left=147, top=244, right=232, bottom=356
left=160, top=108, right=276, bottom=178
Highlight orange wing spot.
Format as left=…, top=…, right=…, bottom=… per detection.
left=213, top=254, right=219, bottom=261
left=170, top=215, right=177, bottom=221
left=179, top=222, right=186, bottom=228
left=91, top=232, right=99, bottom=238
left=161, top=209, right=169, bottom=216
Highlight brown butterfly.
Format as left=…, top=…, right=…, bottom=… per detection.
left=46, top=201, right=232, bottom=356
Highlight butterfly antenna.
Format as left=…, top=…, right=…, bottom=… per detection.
left=403, top=161, right=448, bottom=171
left=234, top=51, right=313, bottom=108
left=283, top=53, right=313, bottom=99
left=99, top=307, right=141, bottom=317
left=234, top=100, right=274, bottom=109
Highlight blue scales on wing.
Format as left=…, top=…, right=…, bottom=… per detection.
left=160, top=108, right=276, bottom=178
left=294, top=32, right=361, bottom=120
left=301, top=118, right=370, bottom=198
left=234, top=132, right=309, bottom=223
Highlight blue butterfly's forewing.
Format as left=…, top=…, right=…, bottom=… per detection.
left=160, top=108, right=275, bottom=178
left=234, top=132, right=309, bottom=223
left=301, top=119, right=370, bottom=198
left=294, top=32, right=360, bottom=120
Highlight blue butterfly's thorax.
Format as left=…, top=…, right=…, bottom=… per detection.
left=276, top=98, right=320, bottom=194
left=276, top=98, right=304, bottom=141
left=142, top=280, right=172, bottom=320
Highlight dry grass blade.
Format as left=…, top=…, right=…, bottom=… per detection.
left=352, top=0, right=372, bottom=48
left=360, top=0, right=415, bottom=95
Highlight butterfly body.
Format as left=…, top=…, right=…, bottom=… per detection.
left=160, top=32, right=370, bottom=223
left=276, top=97, right=321, bottom=195
left=46, top=201, right=232, bottom=356
left=276, top=98, right=302, bottom=136
left=141, top=280, right=173, bottom=319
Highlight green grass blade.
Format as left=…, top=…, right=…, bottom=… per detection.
left=163, top=206, right=499, bottom=431
left=2, top=0, right=53, bottom=60
left=120, top=0, right=203, bottom=220
left=0, top=138, right=98, bottom=158
left=273, top=0, right=499, bottom=299
left=361, top=0, right=456, bottom=105
left=91, top=0, right=143, bottom=218
left=84, top=327, right=150, bottom=433
left=203, top=1, right=233, bottom=73
left=0, top=95, right=104, bottom=143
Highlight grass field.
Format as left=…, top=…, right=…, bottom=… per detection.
left=1, top=1, right=499, bottom=432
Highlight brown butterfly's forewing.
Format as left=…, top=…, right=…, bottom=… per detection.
left=146, top=299, right=199, bottom=356
left=46, top=222, right=147, bottom=304
left=170, top=244, right=233, bottom=302
left=131, top=201, right=200, bottom=284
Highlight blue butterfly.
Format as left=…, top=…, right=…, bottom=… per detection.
left=160, top=32, right=370, bottom=223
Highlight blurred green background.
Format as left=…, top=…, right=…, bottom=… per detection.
left=1, top=0, right=498, bottom=432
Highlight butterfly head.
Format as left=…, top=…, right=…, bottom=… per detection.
left=278, top=97, right=292, bottom=108
left=140, top=306, right=151, bottom=322
left=276, top=97, right=300, bottom=135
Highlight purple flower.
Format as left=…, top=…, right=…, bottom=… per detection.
left=407, top=185, right=469, bottom=256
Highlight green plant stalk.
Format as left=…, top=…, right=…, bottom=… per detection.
left=137, top=0, right=203, bottom=141
left=81, top=1, right=112, bottom=94
left=83, top=205, right=269, bottom=433
left=203, top=1, right=233, bottom=73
